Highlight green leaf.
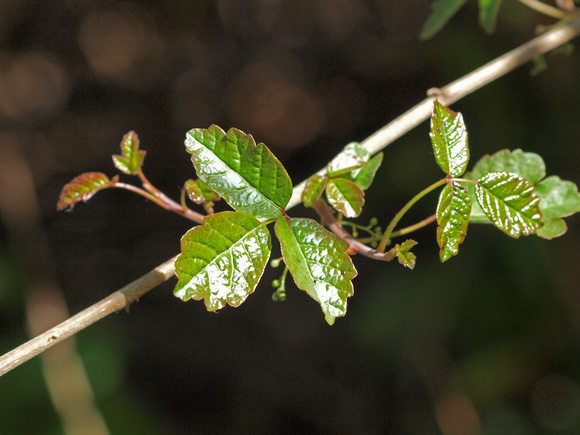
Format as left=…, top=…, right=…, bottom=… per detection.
left=430, top=101, right=469, bottom=177
left=57, top=172, right=117, bottom=211
left=388, top=240, right=418, bottom=270
left=478, top=0, right=502, bottom=34
left=436, top=183, right=471, bottom=262
left=344, top=152, right=384, bottom=191
left=327, top=142, right=368, bottom=178
left=184, top=179, right=220, bottom=204
left=475, top=171, right=543, bottom=238
left=302, top=175, right=327, bottom=207
left=466, top=149, right=546, bottom=223
left=112, top=131, right=146, bottom=175
left=185, top=125, right=293, bottom=219
left=469, top=149, right=546, bottom=185
left=420, top=0, right=468, bottom=40
left=534, top=176, right=580, bottom=239
left=274, top=216, right=357, bottom=325
left=174, top=211, right=271, bottom=311
left=325, top=178, right=365, bottom=218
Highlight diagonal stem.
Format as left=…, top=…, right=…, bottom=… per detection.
left=2, top=17, right=580, bottom=376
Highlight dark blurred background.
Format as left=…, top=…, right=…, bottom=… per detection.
left=0, top=1, right=580, bottom=433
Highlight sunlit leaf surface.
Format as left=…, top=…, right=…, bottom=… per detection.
left=275, top=216, right=357, bottom=325
left=325, top=178, right=365, bottom=218
left=535, top=176, right=580, bottom=239
left=112, top=131, right=146, bottom=175
left=436, top=183, right=471, bottom=262
left=430, top=101, right=469, bottom=177
left=174, top=211, right=271, bottom=311
left=475, top=171, right=542, bottom=237
left=185, top=125, right=292, bottom=219
left=57, top=172, right=116, bottom=211
left=327, top=142, right=368, bottom=178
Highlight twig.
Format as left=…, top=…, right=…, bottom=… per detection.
left=0, top=256, right=177, bottom=377
left=2, top=17, right=580, bottom=376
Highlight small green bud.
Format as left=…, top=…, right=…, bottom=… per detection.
left=369, top=217, right=378, bottom=226
left=271, top=279, right=281, bottom=288
left=270, top=258, right=282, bottom=268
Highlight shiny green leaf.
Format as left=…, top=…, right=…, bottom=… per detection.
left=475, top=171, right=543, bottom=238
left=467, top=149, right=546, bottom=222
left=185, top=125, right=292, bottom=219
left=302, top=175, right=327, bottom=207
left=478, top=0, right=502, bottom=34
left=174, top=211, right=271, bottom=311
left=535, top=176, right=580, bottom=239
left=57, top=172, right=117, bottom=211
left=344, top=152, right=384, bottom=191
left=388, top=240, right=418, bottom=270
left=436, top=183, right=471, bottom=262
left=327, top=142, right=368, bottom=178
left=112, top=131, right=146, bottom=175
left=430, top=101, right=469, bottom=177
left=325, top=178, right=365, bottom=218
left=420, top=0, right=468, bottom=40
left=274, top=216, right=357, bottom=325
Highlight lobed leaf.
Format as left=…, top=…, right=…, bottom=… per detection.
left=57, top=172, right=116, bottom=211
left=475, top=171, right=543, bottom=238
left=327, top=142, right=368, bottom=178
left=274, top=216, right=357, bottom=325
left=478, top=0, right=503, bottom=34
left=467, top=149, right=546, bottom=223
left=185, top=125, right=292, bottom=219
left=388, top=240, right=418, bottom=270
left=325, top=178, right=365, bottom=218
left=436, top=183, right=471, bottom=262
left=174, top=211, right=271, bottom=311
left=430, top=101, right=469, bottom=177
left=302, top=175, right=327, bottom=207
left=112, top=131, right=146, bottom=175
left=420, top=0, right=468, bottom=40
left=534, top=176, right=580, bottom=239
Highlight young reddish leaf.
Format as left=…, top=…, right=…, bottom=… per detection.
left=387, top=240, right=418, bottom=270
left=420, top=0, right=468, bottom=40
left=185, top=125, right=293, bottom=219
left=302, top=175, right=327, bottom=207
left=274, top=216, right=357, bottom=325
left=174, top=211, right=271, bottom=311
left=475, top=171, right=543, bottom=238
left=430, top=100, right=469, bottom=177
left=436, top=183, right=471, bottom=262
left=478, top=0, right=503, bottom=34
left=325, top=178, right=365, bottom=218
left=112, top=131, right=146, bottom=175
left=327, top=142, right=368, bottom=178
left=534, top=176, right=580, bottom=239
left=57, top=172, right=116, bottom=211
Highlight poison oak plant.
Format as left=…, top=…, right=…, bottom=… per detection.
left=2, top=2, right=580, bottom=376
left=56, top=100, right=580, bottom=325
